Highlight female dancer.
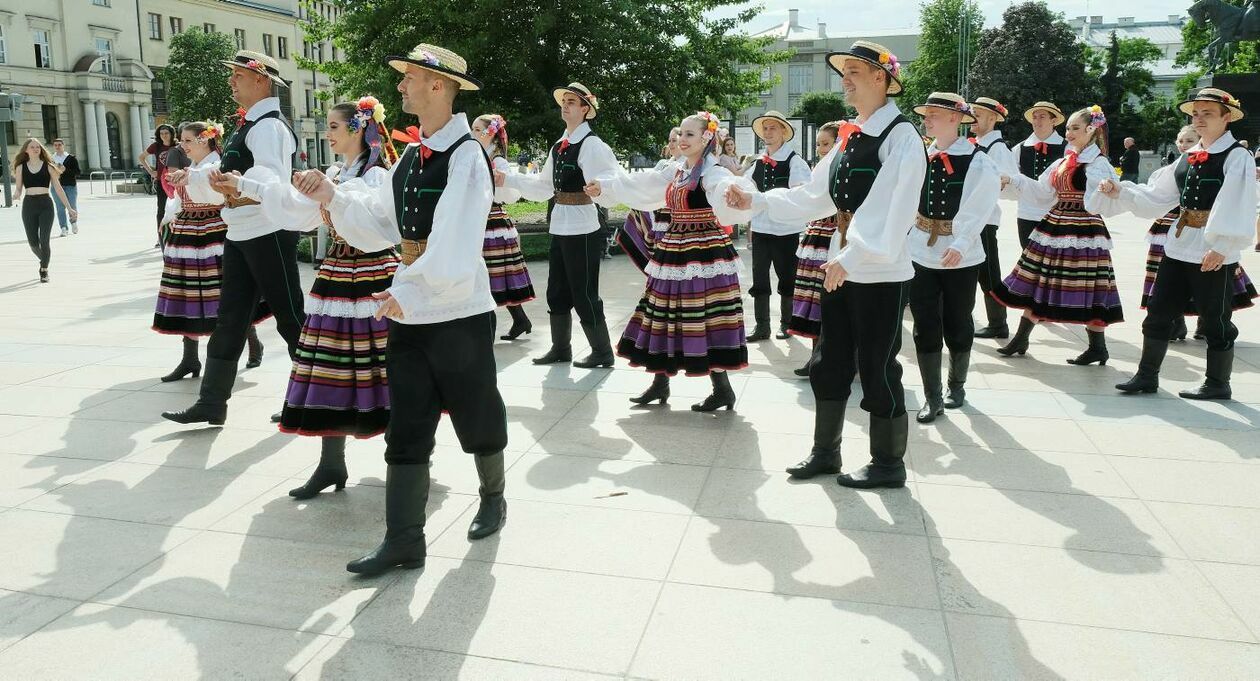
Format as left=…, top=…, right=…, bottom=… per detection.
left=13, top=138, right=77, bottom=283
left=472, top=114, right=536, bottom=340
left=153, top=122, right=267, bottom=381
left=267, top=97, right=400, bottom=498
left=142, top=124, right=178, bottom=239
left=994, top=106, right=1124, bottom=364
left=586, top=112, right=753, bottom=411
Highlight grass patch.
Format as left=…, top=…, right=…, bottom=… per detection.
left=504, top=200, right=549, bottom=220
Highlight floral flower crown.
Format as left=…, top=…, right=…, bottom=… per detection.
left=877, top=51, right=901, bottom=78
left=1086, top=104, right=1107, bottom=131
left=485, top=114, right=506, bottom=138
left=695, top=111, right=721, bottom=142
left=346, top=96, right=387, bottom=133
left=197, top=121, right=225, bottom=142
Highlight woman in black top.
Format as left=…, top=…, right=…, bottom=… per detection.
left=13, top=138, right=77, bottom=282
left=140, top=124, right=177, bottom=241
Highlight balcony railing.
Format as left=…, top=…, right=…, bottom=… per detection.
left=103, top=78, right=132, bottom=93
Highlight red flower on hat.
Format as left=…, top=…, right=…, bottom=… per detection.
left=995, top=103, right=1007, bottom=115
left=246, top=59, right=262, bottom=71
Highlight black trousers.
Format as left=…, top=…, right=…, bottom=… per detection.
left=205, top=231, right=305, bottom=363
left=1016, top=218, right=1039, bottom=250
left=1143, top=257, right=1239, bottom=352
left=383, top=312, right=508, bottom=465
left=976, top=225, right=1003, bottom=295
left=22, top=195, right=54, bottom=268
left=809, top=280, right=909, bottom=418
left=546, top=232, right=606, bottom=325
left=156, top=191, right=168, bottom=229
left=749, top=231, right=799, bottom=298
left=910, top=263, right=980, bottom=354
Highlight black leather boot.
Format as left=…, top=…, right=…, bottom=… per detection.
left=996, top=317, right=1035, bottom=356
left=533, top=314, right=573, bottom=365
left=1115, top=337, right=1168, bottom=394
left=1179, top=348, right=1234, bottom=400
left=747, top=295, right=771, bottom=341
left=574, top=322, right=615, bottom=369
left=161, top=336, right=202, bottom=383
left=1067, top=329, right=1109, bottom=366
left=943, top=351, right=970, bottom=409
left=246, top=326, right=264, bottom=369
left=786, top=399, right=845, bottom=479
left=794, top=340, right=820, bottom=377
left=776, top=296, right=793, bottom=340
left=629, top=374, right=671, bottom=405
left=347, top=464, right=429, bottom=575
left=501, top=305, right=533, bottom=341
left=1193, top=317, right=1207, bottom=340
left=915, top=352, right=945, bottom=424
left=974, top=296, right=1009, bottom=339
left=289, top=436, right=348, bottom=499
left=468, top=452, right=507, bottom=540
left=692, top=371, right=736, bottom=412
left=1169, top=315, right=1188, bottom=342
left=837, top=414, right=908, bottom=489
left=161, top=357, right=236, bottom=425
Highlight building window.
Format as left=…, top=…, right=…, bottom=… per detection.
left=33, top=29, right=52, bottom=69
left=151, top=74, right=169, bottom=115
left=788, top=64, right=811, bottom=96
left=148, top=13, right=163, bottom=40
left=760, top=67, right=772, bottom=96
left=42, top=105, right=59, bottom=143
left=302, top=40, right=310, bottom=60
left=92, top=0, right=110, bottom=5
left=262, top=34, right=273, bottom=57
left=170, top=17, right=183, bottom=35
left=95, top=38, right=114, bottom=74
left=276, top=81, right=293, bottom=120
left=0, top=26, right=7, bottom=65
left=277, top=36, right=288, bottom=59
left=234, top=29, right=246, bottom=50
left=204, top=23, right=215, bottom=33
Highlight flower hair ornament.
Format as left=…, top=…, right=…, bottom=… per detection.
left=197, top=121, right=225, bottom=143
left=1086, top=105, right=1107, bottom=132
left=878, top=50, right=901, bottom=78
left=696, top=111, right=721, bottom=142
left=484, top=114, right=509, bottom=151
left=348, top=95, right=398, bottom=168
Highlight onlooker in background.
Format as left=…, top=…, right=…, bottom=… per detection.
left=140, top=124, right=178, bottom=240
left=50, top=138, right=80, bottom=236
left=14, top=138, right=78, bottom=283
left=717, top=133, right=741, bottom=174
left=164, top=123, right=191, bottom=172
left=1119, top=137, right=1140, bottom=182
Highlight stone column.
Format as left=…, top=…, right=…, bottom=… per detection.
left=128, top=104, right=144, bottom=164
left=94, top=101, right=110, bottom=169
left=138, top=104, right=152, bottom=149
left=82, top=99, right=101, bottom=170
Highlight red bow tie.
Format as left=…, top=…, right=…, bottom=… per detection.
left=417, top=143, right=433, bottom=161
left=1187, top=151, right=1210, bottom=166
left=929, top=151, right=955, bottom=175
left=1034, top=142, right=1050, bottom=155
left=836, top=122, right=862, bottom=153
left=235, top=107, right=248, bottom=125
left=967, top=137, right=977, bottom=144
left=559, top=139, right=571, bottom=154
left=1059, top=149, right=1081, bottom=177
left=391, top=126, right=422, bottom=145
left=762, top=154, right=778, bottom=168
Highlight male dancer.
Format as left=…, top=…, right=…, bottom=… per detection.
left=1010, top=101, right=1067, bottom=248
left=295, top=43, right=508, bottom=574
left=495, top=83, right=620, bottom=368
left=728, top=41, right=926, bottom=489
left=968, top=97, right=1017, bottom=339
left=746, top=111, right=811, bottom=341
left=162, top=50, right=304, bottom=425
left=908, top=93, right=1000, bottom=423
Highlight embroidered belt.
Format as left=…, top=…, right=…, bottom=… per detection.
left=555, top=191, right=593, bottom=206
left=835, top=211, right=853, bottom=249
left=223, top=195, right=260, bottom=209
left=1174, top=208, right=1210, bottom=238
left=915, top=214, right=954, bottom=247
left=400, top=238, right=428, bottom=266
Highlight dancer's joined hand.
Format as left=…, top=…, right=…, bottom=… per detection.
left=492, top=169, right=506, bottom=187
left=1202, top=250, right=1225, bottom=272
left=583, top=181, right=602, bottom=198
left=822, top=260, right=848, bottom=291
left=725, top=184, right=752, bottom=210
left=372, top=291, right=403, bottom=321
left=1098, top=179, right=1120, bottom=197
left=166, top=169, right=189, bottom=187
left=941, top=248, right=962, bottom=268
left=292, top=170, right=334, bottom=205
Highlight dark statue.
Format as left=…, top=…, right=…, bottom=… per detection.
left=1189, top=0, right=1260, bottom=72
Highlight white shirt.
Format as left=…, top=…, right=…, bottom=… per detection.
left=327, top=113, right=496, bottom=324
left=973, top=130, right=1016, bottom=226
left=503, top=121, right=619, bottom=236
left=910, top=138, right=1000, bottom=269
left=1005, top=131, right=1065, bottom=221
left=52, top=152, right=69, bottom=165
left=491, top=156, right=522, bottom=204
left=750, top=99, right=926, bottom=284
left=262, top=160, right=385, bottom=232
left=186, top=97, right=297, bottom=241
left=1115, top=132, right=1255, bottom=265
left=749, top=144, right=812, bottom=236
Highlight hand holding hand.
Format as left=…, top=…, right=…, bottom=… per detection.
left=1098, top=179, right=1120, bottom=197
left=725, top=184, right=752, bottom=210
left=493, top=169, right=506, bottom=188
left=999, top=175, right=1011, bottom=191
left=822, top=260, right=848, bottom=292
left=166, top=169, right=189, bottom=187
left=292, top=170, right=335, bottom=205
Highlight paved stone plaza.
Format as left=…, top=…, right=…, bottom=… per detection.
left=0, top=188, right=1258, bottom=680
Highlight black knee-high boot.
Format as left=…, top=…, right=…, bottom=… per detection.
left=501, top=305, right=533, bottom=341
left=786, top=399, right=844, bottom=479
left=289, top=436, right=348, bottom=499
left=246, top=326, right=264, bottom=369
left=347, top=463, right=429, bottom=574
left=1179, top=348, right=1234, bottom=400
left=468, top=452, right=507, bottom=539
left=1116, top=338, right=1169, bottom=394
left=1066, top=329, right=1109, bottom=366
left=630, top=374, right=670, bottom=405
left=162, top=336, right=202, bottom=383
left=692, top=371, right=736, bottom=412
left=996, top=317, right=1035, bottom=356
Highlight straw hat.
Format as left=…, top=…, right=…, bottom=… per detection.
left=1023, top=101, right=1066, bottom=126
left=221, top=50, right=287, bottom=87
left=553, top=83, right=599, bottom=119
left=826, top=41, right=903, bottom=96
left=969, top=97, right=1008, bottom=122
left=913, top=92, right=977, bottom=124
left=386, top=43, right=482, bottom=91
left=1179, top=87, right=1245, bottom=122
left=752, top=111, right=796, bottom=142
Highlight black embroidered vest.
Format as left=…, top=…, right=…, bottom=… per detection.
left=391, top=134, right=486, bottom=241
left=751, top=151, right=798, bottom=192
left=1175, top=141, right=1245, bottom=211
left=1019, top=139, right=1066, bottom=179
left=828, top=115, right=912, bottom=213
left=220, top=110, right=298, bottom=174
left=918, top=149, right=976, bottom=220
left=551, top=134, right=595, bottom=193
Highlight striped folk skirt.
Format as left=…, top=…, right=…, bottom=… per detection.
left=483, top=205, right=535, bottom=306
left=1142, top=208, right=1257, bottom=312
left=787, top=215, right=838, bottom=339
left=152, top=206, right=269, bottom=335
left=278, top=240, right=398, bottom=439
left=616, top=210, right=656, bottom=273
left=993, top=193, right=1124, bottom=325
left=617, top=214, right=747, bottom=376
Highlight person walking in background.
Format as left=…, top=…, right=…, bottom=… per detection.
left=13, top=138, right=78, bottom=283
left=1119, top=137, right=1141, bottom=183
left=50, top=139, right=80, bottom=237
left=141, top=124, right=178, bottom=239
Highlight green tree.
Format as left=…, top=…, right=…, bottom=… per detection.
left=967, top=1, right=1094, bottom=141
left=789, top=91, right=850, bottom=127
left=1176, top=0, right=1259, bottom=76
left=300, top=0, right=786, bottom=156
left=1086, top=33, right=1165, bottom=156
left=899, top=0, right=984, bottom=108
left=162, top=28, right=237, bottom=126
